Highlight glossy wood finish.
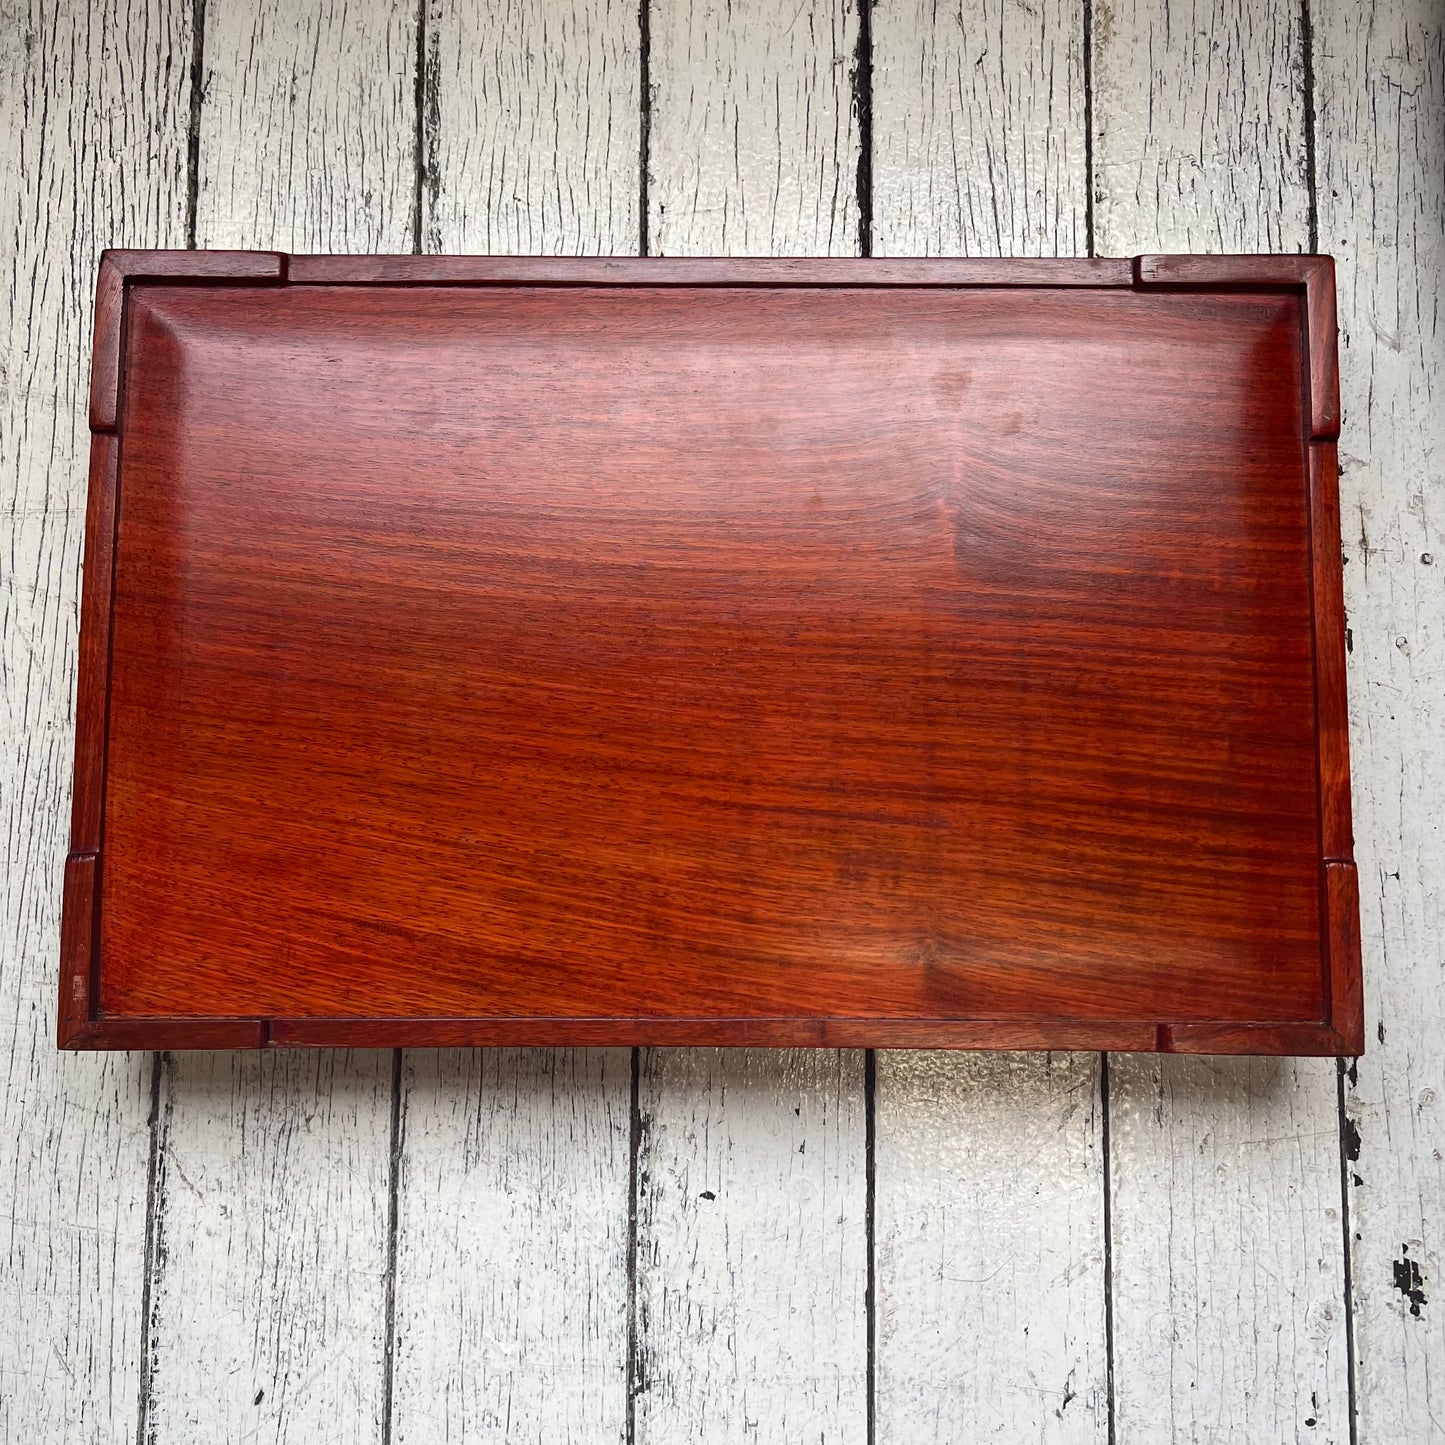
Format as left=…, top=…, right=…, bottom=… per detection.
left=62, top=251, right=1358, bottom=1052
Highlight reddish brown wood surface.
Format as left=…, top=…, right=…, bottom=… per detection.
left=61, top=252, right=1360, bottom=1053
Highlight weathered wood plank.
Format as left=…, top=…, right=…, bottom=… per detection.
left=1314, top=4, right=1445, bottom=1439
left=142, top=3, right=416, bottom=1440
left=647, top=0, right=861, bottom=257
left=389, top=5, right=640, bottom=1440
left=636, top=7, right=866, bottom=1439
left=1093, top=3, right=1351, bottom=1438
left=423, top=0, right=641, bottom=255
left=194, top=0, right=417, bottom=252
left=636, top=1049, right=866, bottom=1442
left=874, top=1053, right=1106, bottom=1441
left=0, top=1, right=190, bottom=1438
left=872, top=0, right=1087, bottom=258
left=1107, top=1058, right=1350, bottom=1441
left=144, top=1053, right=396, bottom=1440
left=1092, top=0, right=1309, bottom=255
left=869, top=6, right=1104, bottom=1439
left=393, top=1050, right=633, bottom=1443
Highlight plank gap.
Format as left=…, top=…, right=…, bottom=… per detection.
left=1082, top=0, right=1096, bottom=259
left=410, top=0, right=426, bottom=255
left=380, top=1048, right=404, bottom=1445
left=136, top=1053, right=165, bottom=1445
left=1335, top=1058, right=1361, bottom=1445
left=638, top=0, right=651, bottom=258
left=185, top=0, right=206, bottom=249
left=626, top=1046, right=643, bottom=1445
left=864, top=1048, right=877, bottom=1445
left=1100, top=1051, right=1117, bottom=1445
left=854, top=0, right=874, bottom=257
left=1300, top=0, right=1320, bottom=253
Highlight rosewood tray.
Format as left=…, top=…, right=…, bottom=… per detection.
left=61, top=252, right=1361, bottom=1054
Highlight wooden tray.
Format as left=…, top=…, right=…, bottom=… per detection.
left=61, top=252, right=1360, bottom=1054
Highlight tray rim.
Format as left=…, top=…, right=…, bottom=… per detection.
left=60, top=251, right=1359, bottom=1055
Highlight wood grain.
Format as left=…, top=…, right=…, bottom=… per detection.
left=1092, top=0, right=1311, bottom=255
left=1309, top=444, right=1355, bottom=866
left=271, top=1016, right=1162, bottom=1050
left=1092, top=0, right=1352, bottom=1436
left=1315, top=2, right=1445, bottom=1439
left=139, top=2, right=415, bottom=1439
left=1108, top=1057, right=1352, bottom=1440
left=869, top=5, right=1105, bottom=1438
left=88, top=251, right=285, bottom=430
left=285, top=253, right=1131, bottom=284
left=0, top=1, right=190, bottom=1438
left=68, top=434, right=118, bottom=858
left=389, top=7, right=639, bottom=1438
left=1135, top=252, right=1341, bottom=441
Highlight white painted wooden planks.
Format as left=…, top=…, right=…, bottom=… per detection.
left=873, top=1053, right=1106, bottom=1442
left=195, top=0, right=417, bottom=253
left=140, top=2, right=415, bottom=1440
left=1316, top=2, right=1445, bottom=1439
left=872, top=0, right=1087, bottom=258
left=1093, top=2, right=1352, bottom=1439
left=393, top=1050, right=633, bottom=1443
left=870, top=4, right=1106, bottom=1441
left=145, top=1054, right=395, bottom=1440
left=1091, top=0, right=1308, bottom=255
left=638, top=6, right=867, bottom=1439
left=0, top=1, right=190, bottom=1439
left=386, top=8, right=640, bottom=1439
left=635, top=1050, right=867, bottom=1443
left=647, top=0, right=862, bottom=257
left=1107, top=1059, right=1350, bottom=1441
left=423, top=0, right=641, bottom=256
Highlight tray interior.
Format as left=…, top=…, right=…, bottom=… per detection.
left=99, top=281, right=1319, bottom=1026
